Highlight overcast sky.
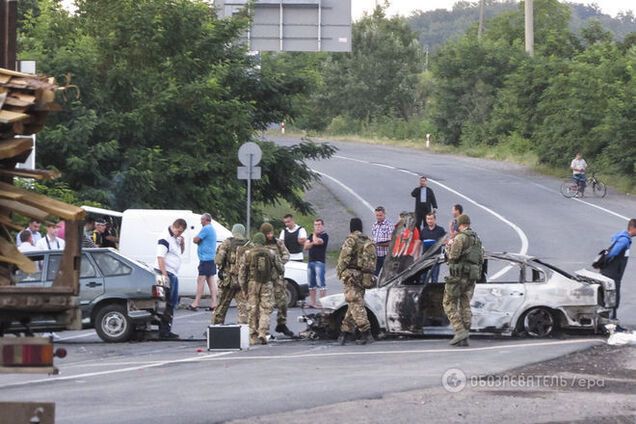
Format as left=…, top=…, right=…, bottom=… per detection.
left=353, top=1, right=635, bottom=19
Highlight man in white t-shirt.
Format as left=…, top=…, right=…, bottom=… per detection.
left=35, top=222, right=66, bottom=251
left=155, top=218, right=187, bottom=340
left=17, top=231, right=37, bottom=253
left=570, top=152, right=588, bottom=197
left=279, top=214, right=307, bottom=261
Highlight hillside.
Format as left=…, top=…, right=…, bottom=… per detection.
left=408, top=0, right=636, bottom=51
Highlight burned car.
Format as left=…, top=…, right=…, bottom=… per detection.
left=303, top=242, right=616, bottom=339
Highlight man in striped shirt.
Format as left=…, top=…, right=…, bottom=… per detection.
left=371, top=206, right=394, bottom=276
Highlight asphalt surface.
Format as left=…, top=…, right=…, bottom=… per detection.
left=1, top=136, right=634, bottom=423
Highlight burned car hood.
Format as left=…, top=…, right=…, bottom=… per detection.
left=574, top=269, right=616, bottom=289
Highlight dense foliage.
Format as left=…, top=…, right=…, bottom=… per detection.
left=17, top=0, right=335, bottom=224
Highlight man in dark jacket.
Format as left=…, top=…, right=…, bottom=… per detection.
left=411, top=176, right=438, bottom=230
left=601, top=219, right=635, bottom=319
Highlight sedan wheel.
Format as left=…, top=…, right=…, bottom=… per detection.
left=95, top=304, right=133, bottom=343
left=523, top=308, right=555, bottom=337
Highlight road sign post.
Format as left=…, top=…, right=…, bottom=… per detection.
left=237, top=142, right=262, bottom=236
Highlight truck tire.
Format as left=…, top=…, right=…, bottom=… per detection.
left=95, top=304, right=133, bottom=343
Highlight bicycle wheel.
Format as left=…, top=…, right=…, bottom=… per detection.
left=560, top=179, right=578, bottom=198
left=593, top=180, right=607, bottom=198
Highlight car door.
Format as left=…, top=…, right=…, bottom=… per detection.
left=471, top=257, right=527, bottom=331
left=45, top=253, right=105, bottom=309
left=14, top=253, right=46, bottom=287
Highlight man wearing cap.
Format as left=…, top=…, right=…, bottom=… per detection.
left=443, top=214, right=483, bottom=347
left=238, top=232, right=283, bottom=345
left=213, top=224, right=249, bottom=324
left=35, top=222, right=65, bottom=251
left=261, top=223, right=294, bottom=337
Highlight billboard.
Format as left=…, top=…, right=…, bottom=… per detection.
left=216, top=0, right=351, bottom=52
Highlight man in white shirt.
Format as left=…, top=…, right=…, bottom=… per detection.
left=17, top=231, right=37, bottom=253
left=35, top=222, right=66, bottom=251
left=570, top=152, right=588, bottom=197
left=279, top=214, right=307, bottom=261
left=16, top=219, right=42, bottom=247
left=155, top=218, right=187, bottom=340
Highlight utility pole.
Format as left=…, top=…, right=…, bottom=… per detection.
left=525, top=0, right=534, bottom=56
left=478, top=0, right=485, bottom=40
left=0, top=0, right=18, bottom=70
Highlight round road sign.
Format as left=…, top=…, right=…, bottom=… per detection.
left=238, top=142, right=262, bottom=166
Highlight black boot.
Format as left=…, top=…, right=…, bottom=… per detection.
left=275, top=324, right=295, bottom=338
left=356, top=330, right=374, bottom=345
left=337, top=331, right=352, bottom=345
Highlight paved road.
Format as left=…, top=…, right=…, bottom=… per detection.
left=1, top=137, right=633, bottom=423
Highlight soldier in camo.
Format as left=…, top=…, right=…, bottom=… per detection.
left=213, top=224, right=249, bottom=325
left=260, top=223, right=294, bottom=337
left=443, top=214, right=484, bottom=347
left=239, top=232, right=283, bottom=345
left=336, top=218, right=377, bottom=345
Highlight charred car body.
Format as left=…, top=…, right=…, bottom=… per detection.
left=303, top=238, right=616, bottom=340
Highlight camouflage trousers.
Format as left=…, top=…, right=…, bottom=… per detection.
left=273, top=277, right=288, bottom=326
left=213, top=276, right=248, bottom=325
left=442, top=278, right=476, bottom=334
left=248, top=281, right=274, bottom=340
left=340, top=283, right=370, bottom=333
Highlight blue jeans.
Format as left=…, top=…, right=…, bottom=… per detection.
left=428, top=263, right=441, bottom=283
left=160, top=272, right=179, bottom=335
left=307, top=261, right=326, bottom=289
left=573, top=174, right=586, bottom=192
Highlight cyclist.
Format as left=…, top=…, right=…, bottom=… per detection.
left=570, top=152, right=588, bottom=197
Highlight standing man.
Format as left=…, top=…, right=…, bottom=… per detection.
left=420, top=212, right=447, bottom=283
left=279, top=214, right=307, bottom=261
left=443, top=214, right=483, bottom=347
left=36, top=222, right=65, bottom=251
left=570, top=152, right=588, bottom=197
left=261, top=223, right=294, bottom=337
left=600, top=219, right=635, bottom=319
left=17, top=219, right=41, bottom=247
left=371, top=206, right=393, bottom=276
left=213, top=224, right=249, bottom=325
left=156, top=218, right=187, bottom=340
left=304, top=218, right=329, bottom=307
left=337, top=218, right=377, bottom=346
left=448, top=204, right=463, bottom=241
left=239, top=232, right=283, bottom=345
left=190, top=213, right=218, bottom=312
left=411, top=176, right=438, bottom=230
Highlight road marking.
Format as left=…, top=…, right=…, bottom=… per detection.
left=313, top=170, right=375, bottom=213
left=57, top=331, right=96, bottom=341
left=0, top=351, right=234, bottom=389
left=572, top=197, right=629, bottom=221
left=326, top=155, right=530, bottom=281
left=198, top=338, right=602, bottom=362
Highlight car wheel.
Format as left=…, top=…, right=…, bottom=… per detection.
left=95, top=304, right=133, bottom=343
left=522, top=307, right=556, bottom=337
left=332, top=306, right=380, bottom=339
left=285, top=280, right=298, bottom=308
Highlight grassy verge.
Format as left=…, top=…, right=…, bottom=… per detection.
left=266, top=129, right=635, bottom=195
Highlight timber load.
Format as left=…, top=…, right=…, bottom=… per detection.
left=0, top=67, right=84, bottom=322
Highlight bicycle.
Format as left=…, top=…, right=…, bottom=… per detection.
left=560, top=172, right=607, bottom=198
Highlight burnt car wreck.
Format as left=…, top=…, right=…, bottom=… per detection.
left=301, top=215, right=616, bottom=340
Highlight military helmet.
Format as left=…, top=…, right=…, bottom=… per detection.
left=457, top=214, right=471, bottom=226
left=252, top=232, right=266, bottom=245
left=260, top=222, right=274, bottom=234
left=231, top=223, right=246, bottom=238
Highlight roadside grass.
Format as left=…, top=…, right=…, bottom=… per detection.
left=265, top=128, right=635, bottom=195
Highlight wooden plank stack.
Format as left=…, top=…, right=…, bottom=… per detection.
left=0, top=67, right=84, bottom=292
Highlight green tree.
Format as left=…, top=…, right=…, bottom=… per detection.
left=18, top=0, right=334, bottom=224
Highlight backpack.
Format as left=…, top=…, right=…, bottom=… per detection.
left=461, top=230, right=484, bottom=280
left=227, top=238, right=248, bottom=275
left=356, top=235, right=377, bottom=275
left=251, top=247, right=272, bottom=284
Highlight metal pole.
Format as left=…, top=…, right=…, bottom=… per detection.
left=247, top=154, right=253, bottom=236
left=525, top=0, right=534, bottom=56
left=317, top=0, right=322, bottom=52
left=478, top=0, right=485, bottom=40
left=279, top=0, right=283, bottom=52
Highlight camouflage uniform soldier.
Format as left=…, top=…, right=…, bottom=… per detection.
left=239, top=232, right=283, bottom=345
left=260, top=223, right=294, bottom=338
left=443, top=214, right=483, bottom=347
left=336, top=218, right=377, bottom=345
left=213, top=224, right=249, bottom=325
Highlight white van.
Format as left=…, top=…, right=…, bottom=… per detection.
left=81, top=207, right=308, bottom=307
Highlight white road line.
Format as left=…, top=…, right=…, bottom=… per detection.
left=198, top=338, right=602, bottom=362
left=0, top=351, right=234, bottom=389
left=572, top=197, right=629, bottom=221
left=313, top=170, right=375, bottom=213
